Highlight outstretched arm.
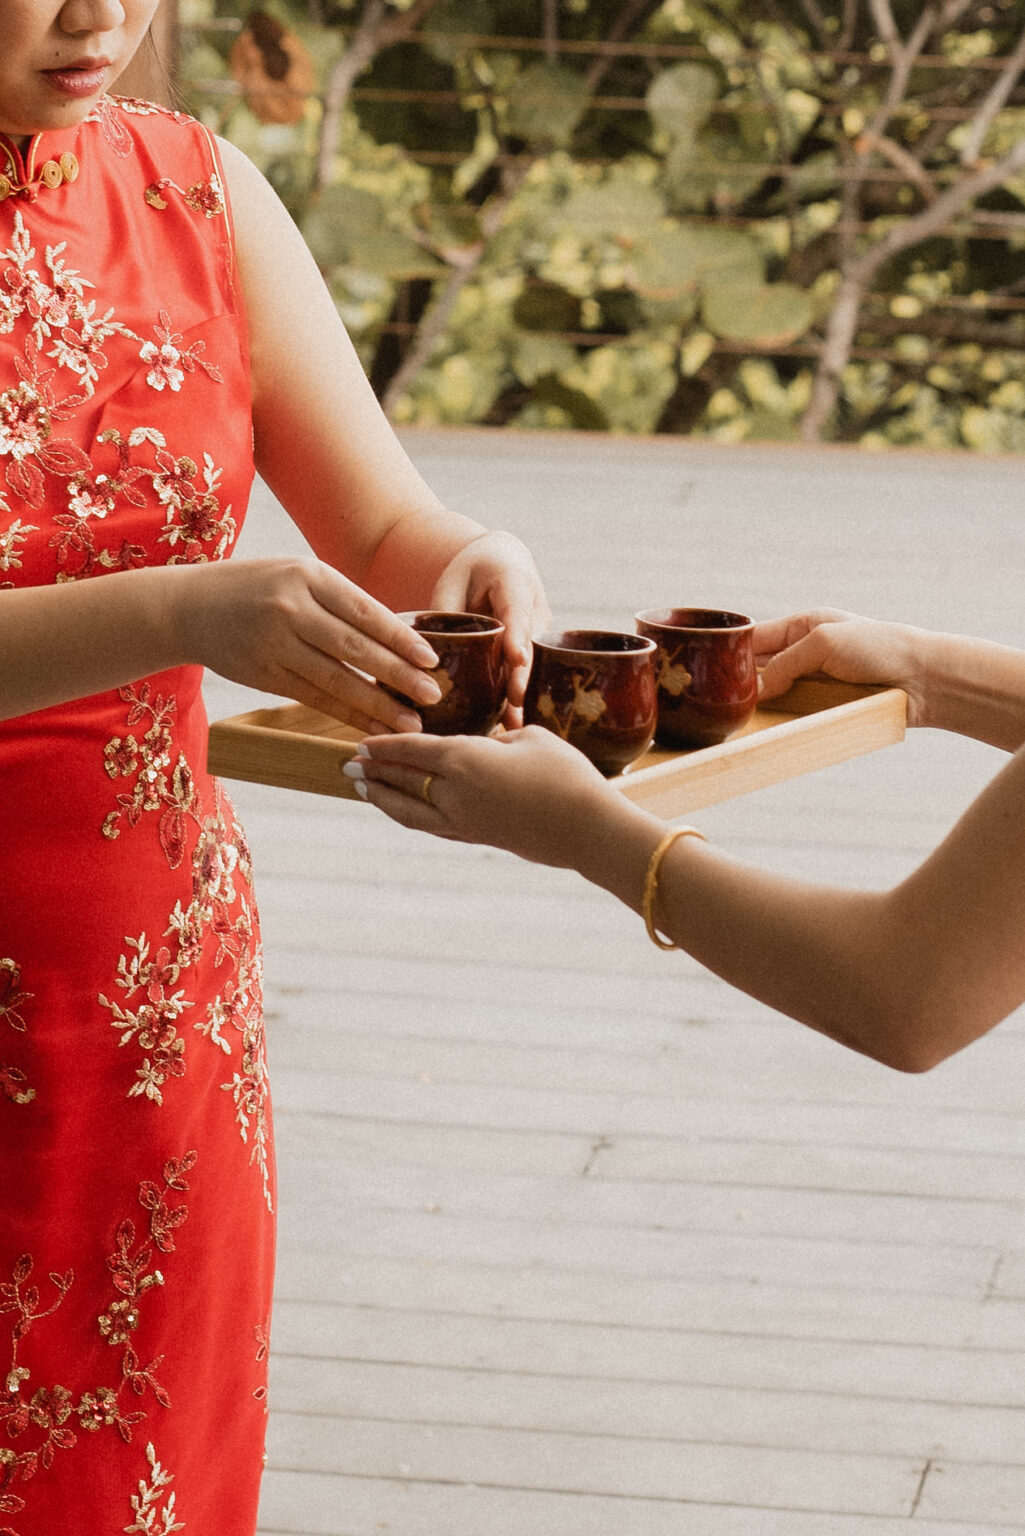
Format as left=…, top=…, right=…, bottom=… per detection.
left=350, top=724, right=1025, bottom=1072
left=350, top=611, right=1025, bottom=1070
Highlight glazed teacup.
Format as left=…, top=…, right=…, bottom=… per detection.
left=392, top=611, right=507, bottom=736
left=523, top=630, right=657, bottom=776
left=635, top=607, right=757, bottom=749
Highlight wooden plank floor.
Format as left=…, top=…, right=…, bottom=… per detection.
left=203, top=431, right=1025, bottom=1535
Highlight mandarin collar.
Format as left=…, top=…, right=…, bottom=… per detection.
left=0, top=124, right=82, bottom=202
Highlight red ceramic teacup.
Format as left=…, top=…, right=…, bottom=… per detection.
left=635, top=607, right=757, bottom=749
left=393, top=611, right=507, bottom=735
left=523, top=629, right=657, bottom=776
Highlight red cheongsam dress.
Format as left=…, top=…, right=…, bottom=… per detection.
left=0, top=98, right=274, bottom=1535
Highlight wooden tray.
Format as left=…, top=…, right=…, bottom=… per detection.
left=207, top=679, right=906, bottom=819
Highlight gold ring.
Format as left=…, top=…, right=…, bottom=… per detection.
left=420, top=772, right=437, bottom=805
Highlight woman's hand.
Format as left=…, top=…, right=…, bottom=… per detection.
left=176, top=557, right=444, bottom=732
left=754, top=609, right=929, bottom=726
left=348, top=726, right=616, bottom=866
left=430, top=531, right=551, bottom=722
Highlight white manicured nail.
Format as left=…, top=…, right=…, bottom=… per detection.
left=353, top=780, right=369, bottom=800
left=354, top=742, right=370, bottom=758
left=342, top=760, right=365, bottom=780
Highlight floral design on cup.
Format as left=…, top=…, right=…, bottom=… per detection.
left=636, top=607, right=757, bottom=749
left=657, top=657, right=693, bottom=697
left=524, top=630, right=657, bottom=776
left=535, top=672, right=608, bottom=736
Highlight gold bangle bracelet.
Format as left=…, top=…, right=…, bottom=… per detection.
left=642, top=826, right=707, bottom=950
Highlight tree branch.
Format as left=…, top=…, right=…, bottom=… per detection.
left=381, top=0, right=663, bottom=413
left=858, top=132, right=937, bottom=201
left=794, top=0, right=832, bottom=49
left=837, top=0, right=859, bottom=55
left=380, top=158, right=532, bottom=418
left=315, top=0, right=388, bottom=191
left=959, top=24, right=1025, bottom=167
left=852, top=134, right=1025, bottom=280
left=585, top=0, right=665, bottom=93
left=542, top=0, right=559, bottom=65
left=863, top=0, right=940, bottom=145
left=801, top=131, right=1025, bottom=439
left=315, top=0, right=446, bottom=191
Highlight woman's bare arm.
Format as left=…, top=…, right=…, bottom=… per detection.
left=223, top=136, right=481, bottom=596
left=351, top=605, right=1025, bottom=1070
left=218, top=139, right=549, bottom=701
left=756, top=609, right=1025, bottom=750
left=0, top=558, right=444, bottom=725
left=351, top=723, right=1025, bottom=1072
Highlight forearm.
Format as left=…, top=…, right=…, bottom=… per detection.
left=357, top=724, right=1025, bottom=1069
left=0, top=566, right=189, bottom=719
left=571, top=795, right=907, bottom=1066
left=359, top=503, right=487, bottom=612
left=912, top=630, right=1025, bottom=749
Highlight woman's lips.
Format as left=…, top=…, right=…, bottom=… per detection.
left=41, top=63, right=109, bottom=98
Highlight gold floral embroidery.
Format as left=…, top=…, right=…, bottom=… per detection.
left=124, top=1441, right=185, bottom=1534
left=100, top=684, right=192, bottom=860
left=0, top=963, right=31, bottom=1035
left=0, top=1069, right=33, bottom=1107
left=0, top=960, right=35, bottom=1108
left=220, top=957, right=272, bottom=1214
left=0, top=210, right=232, bottom=581
left=535, top=670, right=607, bottom=739
left=141, top=311, right=223, bottom=394
left=84, top=95, right=160, bottom=157
left=0, top=1259, right=75, bottom=1496
left=145, top=173, right=225, bottom=220
left=55, top=427, right=236, bottom=580
left=0, top=518, right=37, bottom=580
left=80, top=95, right=193, bottom=167
left=98, top=768, right=273, bottom=1209
left=101, top=934, right=190, bottom=1105
left=253, top=1320, right=270, bottom=1412
left=0, top=1155, right=192, bottom=1522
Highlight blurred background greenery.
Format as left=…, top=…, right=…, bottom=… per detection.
left=171, top=0, right=1025, bottom=448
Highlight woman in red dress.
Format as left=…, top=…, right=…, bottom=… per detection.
left=0, top=3, right=547, bottom=1532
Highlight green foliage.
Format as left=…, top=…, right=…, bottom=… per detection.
left=301, top=184, right=443, bottom=277
left=701, top=283, right=814, bottom=346
left=504, top=63, right=592, bottom=145
left=181, top=0, right=1025, bottom=447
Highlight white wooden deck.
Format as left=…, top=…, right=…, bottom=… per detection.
left=203, top=430, right=1025, bottom=1536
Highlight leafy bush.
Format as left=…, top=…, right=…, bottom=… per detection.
left=180, top=0, right=1025, bottom=447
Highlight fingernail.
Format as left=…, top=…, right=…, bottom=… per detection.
left=354, top=742, right=370, bottom=758
left=396, top=709, right=422, bottom=732
left=412, top=674, right=443, bottom=706
left=342, top=760, right=364, bottom=780
left=412, top=641, right=439, bottom=668
left=757, top=675, right=765, bottom=696
left=353, top=780, right=369, bottom=801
